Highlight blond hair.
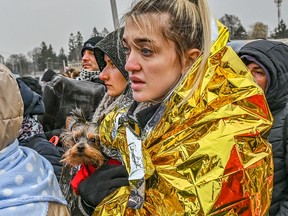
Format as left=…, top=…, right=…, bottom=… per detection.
left=123, top=0, right=212, bottom=98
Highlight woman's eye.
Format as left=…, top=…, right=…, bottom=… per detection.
left=123, top=46, right=130, bottom=55
left=110, top=62, right=116, bottom=68
left=141, top=48, right=153, bottom=56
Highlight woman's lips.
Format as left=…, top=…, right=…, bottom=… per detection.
left=130, top=76, right=145, bottom=91
left=105, top=83, right=112, bottom=88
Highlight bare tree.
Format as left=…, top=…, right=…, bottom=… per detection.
left=249, top=22, right=268, bottom=39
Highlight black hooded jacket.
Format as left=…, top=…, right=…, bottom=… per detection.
left=238, top=40, right=288, bottom=216
left=17, top=79, right=62, bottom=180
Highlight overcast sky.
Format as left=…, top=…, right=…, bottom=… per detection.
left=0, top=0, right=287, bottom=60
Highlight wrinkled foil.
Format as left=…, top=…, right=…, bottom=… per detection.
left=96, top=21, right=273, bottom=215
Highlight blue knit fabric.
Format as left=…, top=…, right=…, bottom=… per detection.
left=0, top=140, right=67, bottom=215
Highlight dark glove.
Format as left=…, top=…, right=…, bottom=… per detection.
left=78, top=164, right=129, bottom=210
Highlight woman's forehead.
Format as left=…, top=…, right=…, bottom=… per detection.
left=123, top=15, right=170, bottom=45
left=124, top=13, right=169, bottom=35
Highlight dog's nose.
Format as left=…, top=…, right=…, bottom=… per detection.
left=77, top=144, right=85, bottom=153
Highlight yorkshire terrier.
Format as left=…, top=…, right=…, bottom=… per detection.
left=59, top=108, right=106, bottom=214
left=60, top=108, right=105, bottom=169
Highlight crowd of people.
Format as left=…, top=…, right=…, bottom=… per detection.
left=1, top=0, right=288, bottom=215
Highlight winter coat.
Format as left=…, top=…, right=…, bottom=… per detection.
left=238, top=40, right=288, bottom=216
left=0, top=63, right=70, bottom=216
left=94, top=22, right=274, bottom=215
left=17, top=79, right=63, bottom=180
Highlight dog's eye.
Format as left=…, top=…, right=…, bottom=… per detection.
left=74, top=137, right=79, bottom=143
left=89, top=138, right=96, bottom=143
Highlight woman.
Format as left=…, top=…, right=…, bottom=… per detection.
left=63, top=28, right=130, bottom=216
left=238, top=40, right=288, bottom=216
left=78, top=0, right=273, bottom=215
left=92, top=27, right=130, bottom=122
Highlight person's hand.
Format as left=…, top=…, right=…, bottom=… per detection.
left=78, top=164, right=129, bottom=210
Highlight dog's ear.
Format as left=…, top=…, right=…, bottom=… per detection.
left=65, top=115, right=77, bottom=131
left=71, top=108, right=87, bottom=122
left=65, top=108, right=88, bottom=131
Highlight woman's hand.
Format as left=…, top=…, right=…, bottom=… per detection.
left=78, top=164, right=129, bottom=212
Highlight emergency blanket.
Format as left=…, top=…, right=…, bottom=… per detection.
left=96, top=22, right=273, bottom=215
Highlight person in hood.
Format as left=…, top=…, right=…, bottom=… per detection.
left=238, top=39, right=288, bottom=216
left=16, top=79, right=63, bottom=180
left=0, top=64, right=70, bottom=216
left=40, top=36, right=106, bottom=138
left=75, top=0, right=273, bottom=215
left=92, top=27, right=130, bottom=122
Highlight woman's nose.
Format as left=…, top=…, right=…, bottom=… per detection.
left=99, top=67, right=108, bottom=81
left=125, top=53, right=141, bottom=72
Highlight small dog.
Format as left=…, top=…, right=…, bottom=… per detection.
left=59, top=108, right=107, bottom=214
left=60, top=108, right=105, bottom=168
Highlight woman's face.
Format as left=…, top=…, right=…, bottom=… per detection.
left=99, top=54, right=127, bottom=97
left=123, top=19, right=183, bottom=102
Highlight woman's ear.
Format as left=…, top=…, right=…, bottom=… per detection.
left=184, top=48, right=201, bottom=69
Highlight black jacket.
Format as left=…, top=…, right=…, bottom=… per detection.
left=19, top=134, right=62, bottom=180
left=17, top=80, right=63, bottom=181
left=239, top=40, right=288, bottom=216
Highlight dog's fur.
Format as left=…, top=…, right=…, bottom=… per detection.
left=60, top=108, right=105, bottom=167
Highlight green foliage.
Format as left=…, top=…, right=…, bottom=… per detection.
left=91, top=27, right=109, bottom=37
left=219, top=14, right=247, bottom=40
left=271, top=19, right=288, bottom=39
left=68, top=31, right=84, bottom=62
left=91, top=27, right=101, bottom=37
left=2, top=25, right=109, bottom=75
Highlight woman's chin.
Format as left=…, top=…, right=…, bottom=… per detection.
left=133, top=92, right=147, bottom=103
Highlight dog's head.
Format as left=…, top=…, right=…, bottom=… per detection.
left=60, top=108, right=105, bottom=167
